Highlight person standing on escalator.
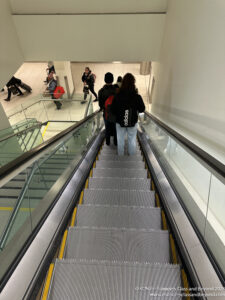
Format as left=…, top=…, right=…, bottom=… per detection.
left=98, top=72, right=117, bottom=146
left=111, top=73, right=145, bottom=155
left=81, top=67, right=98, bottom=103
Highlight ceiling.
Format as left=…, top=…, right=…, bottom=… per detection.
left=10, top=0, right=168, bottom=14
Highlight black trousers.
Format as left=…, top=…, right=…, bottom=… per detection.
left=88, top=85, right=97, bottom=99
left=104, top=116, right=117, bottom=145
left=7, top=85, right=23, bottom=100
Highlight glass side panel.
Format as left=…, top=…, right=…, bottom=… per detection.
left=205, top=175, right=225, bottom=274
left=0, top=111, right=103, bottom=283
left=141, top=114, right=225, bottom=276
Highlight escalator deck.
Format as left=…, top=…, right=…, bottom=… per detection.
left=46, top=142, right=183, bottom=300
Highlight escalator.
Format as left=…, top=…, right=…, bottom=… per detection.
left=0, top=110, right=224, bottom=299
left=44, top=141, right=183, bottom=300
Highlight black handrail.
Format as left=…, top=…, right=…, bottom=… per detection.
left=144, top=112, right=225, bottom=178
left=0, top=110, right=101, bottom=180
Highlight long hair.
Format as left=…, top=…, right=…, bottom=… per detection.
left=120, top=73, right=137, bottom=94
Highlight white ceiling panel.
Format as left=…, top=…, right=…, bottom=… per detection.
left=10, top=0, right=168, bottom=14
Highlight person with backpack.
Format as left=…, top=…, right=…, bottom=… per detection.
left=111, top=73, right=145, bottom=155
left=81, top=67, right=97, bottom=102
left=98, top=72, right=117, bottom=146
left=46, top=76, right=62, bottom=110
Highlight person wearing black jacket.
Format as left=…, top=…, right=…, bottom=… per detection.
left=98, top=72, right=117, bottom=145
left=81, top=67, right=97, bottom=101
left=4, top=76, right=23, bottom=101
left=111, top=73, right=145, bottom=155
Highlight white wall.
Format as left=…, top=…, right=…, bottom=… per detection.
left=10, top=0, right=168, bottom=14
left=151, top=0, right=225, bottom=163
left=13, top=14, right=165, bottom=62
left=0, top=0, right=24, bottom=89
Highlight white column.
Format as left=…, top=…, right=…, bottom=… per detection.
left=54, top=61, right=75, bottom=98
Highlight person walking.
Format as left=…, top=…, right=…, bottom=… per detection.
left=111, top=73, right=145, bottom=155
left=81, top=67, right=97, bottom=102
left=98, top=72, right=117, bottom=146
left=46, top=77, right=62, bottom=110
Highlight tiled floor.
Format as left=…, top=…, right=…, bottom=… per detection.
left=0, top=62, right=151, bottom=140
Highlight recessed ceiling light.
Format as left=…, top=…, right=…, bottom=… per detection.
left=113, top=61, right=122, bottom=64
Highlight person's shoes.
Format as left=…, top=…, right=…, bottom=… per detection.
left=1, top=88, right=4, bottom=92
left=93, top=98, right=98, bottom=102
left=81, top=100, right=86, bottom=104
left=17, top=93, right=24, bottom=96
left=4, top=98, right=10, bottom=101
left=57, top=103, right=62, bottom=110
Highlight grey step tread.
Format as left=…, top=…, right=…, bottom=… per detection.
left=83, top=189, right=155, bottom=207
left=96, top=160, right=145, bottom=169
left=66, top=227, right=170, bottom=263
left=88, top=177, right=150, bottom=190
left=4, top=181, right=25, bottom=189
left=0, top=198, right=17, bottom=207
left=0, top=188, right=21, bottom=198
left=76, top=205, right=161, bottom=230
left=100, top=148, right=141, bottom=154
left=48, top=260, right=181, bottom=300
left=98, top=155, right=143, bottom=162
left=39, top=164, right=68, bottom=169
left=92, top=168, right=147, bottom=179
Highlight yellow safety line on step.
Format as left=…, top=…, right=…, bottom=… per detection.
left=161, top=210, right=168, bottom=230
left=70, top=207, right=77, bottom=226
left=89, top=168, right=93, bottom=177
left=41, top=263, right=54, bottom=300
left=151, top=181, right=155, bottom=191
left=147, top=170, right=151, bottom=179
left=181, top=269, right=191, bottom=300
left=58, top=230, right=68, bottom=259
left=93, top=161, right=96, bottom=168
left=170, top=234, right=178, bottom=264
left=155, top=194, right=160, bottom=207
left=85, top=178, right=89, bottom=189
left=42, top=122, right=50, bottom=138
left=79, top=191, right=84, bottom=205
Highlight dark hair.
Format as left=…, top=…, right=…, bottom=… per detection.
left=85, top=67, right=90, bottom=71
left=117, top=76, right=122, bottom=82
left=105, top=72, right=114, bottom=84
left=120, top=73, right=137, bottom=94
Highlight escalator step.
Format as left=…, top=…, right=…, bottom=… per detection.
left=98, top=154, right=143, bottom=162
left=96, top=160, right=145, bottom=169
left=83, top=189, right=155, bottom=206
left=76, top=205, right=161, bottom=230
left=48, top=260, right=181, bottom=300
left=88, top=177, right=150, bottom=190
left=65, top=227, right=170, bottom=263
left=83, top=189, right=155, bottom=207
left=92, top=168, right=147, bottom=179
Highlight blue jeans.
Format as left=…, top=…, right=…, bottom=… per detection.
left=116, top=123, right=138, bottom=156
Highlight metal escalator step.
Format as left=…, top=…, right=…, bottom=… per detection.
left=100, top=147, right=141, bottom=154
left=66, top=227, right=170, bottom=263
left=4, top=181, right=25, bottom=189
left=39, top=164, right=68, bottom=169
left=0, top=198, right=17, bottom=207
left=88, top=177, right=150, bottom=190
left=48, top=260, right=181, bottom=300
left=0, top=188, right=21, bottom=198
left=76, top=205, right=161, bottom=229
left=92, top=168, right=147, bottom=179
left=98, top=154, right=143, bottom=162
left=96, top=160, right=145, bottom=169
left=83, top=189, right=155, bottom=206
